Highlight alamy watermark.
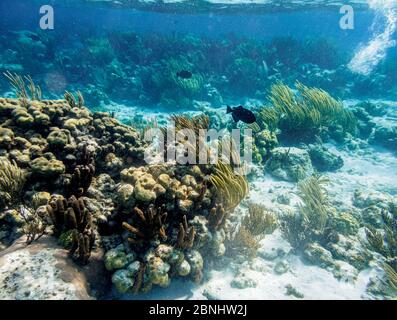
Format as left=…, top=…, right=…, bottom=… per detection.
left=340, top=5, right=354, bottom=30
left=143, top=123, right=253, bottom=176
left=38, top=4, right=354, bottom=31
left=40, top=5, right=54, bottom=30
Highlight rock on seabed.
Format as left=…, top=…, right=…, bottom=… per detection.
left=0, top=236, right=109, bottom=300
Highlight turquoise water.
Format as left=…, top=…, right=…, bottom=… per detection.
left=1, top=1, right=395, bottom=106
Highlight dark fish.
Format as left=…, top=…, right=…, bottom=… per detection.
left=227, top=105, right=256, bottom=124
left=176, top=70, right=193, bottom=79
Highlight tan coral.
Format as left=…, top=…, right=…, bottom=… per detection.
left=0, top=127, right=14, bottom=148
left=9, top=149, right=30, bottom=167
left=11, top=107, right=34, bottom=126
left=31, top=156, right=65, bottom=177
left=122, top=204, right=168, bottom=245
left=177, top=215, right=195, bottom=249
left=47, top=128, right=73, bottom=148
left=121, top=167, right=166, bottom=203
left=209, top=161, right=249, bottom=212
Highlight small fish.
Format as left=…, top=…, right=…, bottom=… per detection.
left=227, top=105, right=256, bottom=124
left=176, top=70, right=193, bottom=79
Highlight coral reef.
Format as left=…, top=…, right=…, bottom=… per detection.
left=46, top=195, right=95, bottom=264
left=2, top=29, right=375, bottom=110
left=0, top=89, right=251, bottom=294
left=122, top=205, right=168, bottom=247
left=0, top=86, right=146, bottom=266
left=4, top=71, right=42, bottom=106
left=0, top=158, right=26, bottom=209
left=308, top=144, right=343, bottom=172
left=280, top=174, right=336, bottom=251
left=257, top=82, right=357, bottom=143
left=209, top=161, right=249, bottom=212
left=105, top=158, right=247, bottom=293
left=265, top=147, right=313, bottom=182
left=0, top=21, right=396, bottom=300
left=227, top=203, right=277, bottom=259
left=252, top=129, right=278, bottom=164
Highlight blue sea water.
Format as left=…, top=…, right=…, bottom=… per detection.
left=0, top=1, right=375, bottom=43
left=1, top=0, right=396, bottom=107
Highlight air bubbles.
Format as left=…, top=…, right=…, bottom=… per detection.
left=348, top=0, right=397, bottom=76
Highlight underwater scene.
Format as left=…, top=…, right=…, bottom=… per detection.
left=0, top=0, right=397, bottom=300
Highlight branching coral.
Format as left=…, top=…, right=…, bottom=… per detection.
left=177, top=215, right=195, bottom=249
left=46, top=195, right=95, bottom=264
left=0, top=158, right=26, bottom=209
left=258, top=82, right=356, bottom=142
left=243, top=204, right=278, bottom=237
left=365, top=225, right=389, bottom=257
left=365, top=203, right=397, bottom=260
left=209, top=161, right=248, bottom=212
left=382, top=262, right=397, bottom=292
left=228, top=204, right=277, bottom=259
left=69, top=163, right=95, bottom=197
left=279, top=211, right=310, bottom=251
left=64, top=91, right=85, bottom=109
left=208, top=203, right=228, bottom=231
left=70, top=228, right=95, bottom=265
left=132, top=262, right=147, bottom=295
left=4, top=71, right=42, bottom=106
left=68, top=147, right=96, bottom=197
left=46, top=196, right=68, bottom=236
left=122, top=205, right=168, bottom=246
left=169, top=114, right=210, bottom=136
left=280, top=174, right=337, bottom=251
left=19, top=206, right=46, bottom=245
left=228, top=226, right=261, bottom=259
left=297, top=174, right=330, bottom=234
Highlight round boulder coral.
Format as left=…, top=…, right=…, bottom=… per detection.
left=0, top=127, right=14, bottom=148
left=31, top=157, right=65, bottom=177
left=104, top=248, right=129, bottom=271
left=116, top=184, right=135, bottom=208
left=146, top=257, right=170, bottom=288
left=32, top=192, right=51, bottom=209
left=111, top=269, right=134, bottom=294
left=265, top=147, right=313, bottom=182
left=47, top=129, right=71, bottom=148
left=177, top=260, right=191, bottom=277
